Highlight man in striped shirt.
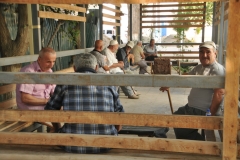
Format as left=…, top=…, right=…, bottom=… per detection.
left=45, top=53, right=124, bottom=153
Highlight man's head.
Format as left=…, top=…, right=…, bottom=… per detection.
left=150, top=39, right=155, bottom=46
left=94, top=40, right=104, bottom=51
left=73, top=53, right=98, bottom=71
left=108, top=40, right=119, bottom=53
left=199, top=41, right=217, bottom=67
left=137, top=41, right=142, bottom=47
left=126, top=41, right=134, bottom=53
left=37, top=47, right=56, bottom=72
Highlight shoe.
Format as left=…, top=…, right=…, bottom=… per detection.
left=128, top=95, right=139, bottom=99
left=135, top=92, right=141, bottom=96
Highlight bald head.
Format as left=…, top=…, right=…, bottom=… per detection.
left=94, top=40, right=104, bottom=52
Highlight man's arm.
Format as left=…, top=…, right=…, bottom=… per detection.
left=21, top=92, right=49, bottom=105
left=45, top=85, right=64, bottom=132
left=140, top=52, right=145, bottom=59
left=109, top=62, right=124, bottom=69
left=210, top=88, right=225, bottom=116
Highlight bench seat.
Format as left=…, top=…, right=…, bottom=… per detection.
left=0, top=144, right=221, bottom=160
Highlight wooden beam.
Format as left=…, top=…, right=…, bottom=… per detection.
left=0, top=72, right=225, bottom=88
left=103, top=13, right=121, bottom=20
left=141, top=14, right=204, bottom=18
left=42, top=4, right=86, bottom=13
left=141, top=25, right=204, bottom=28
left=142, top=3, right=205, bottom=8
left=102, top=5, right=121, bottom=13
left=38, top=11, right=86, bottom=22
left=0, top=110, right=224, bottom=130
left=0, top=99, right=17, bottom=109
left=0, top=132, right=222, bottom=155
left=103, top=21, right=121, bottom=26
left=141, top=20, right=204, bottom=23
left=222, top=0, right=240, bottom=159
left=0, top=84, right=16, bottom=95
left=159, top=56, right=199, bottom=59
left=0, top=0, right=217, bottom=3
left=158, top=51, right=199, bottom=54
left=142, top=9, right=205, bottom=13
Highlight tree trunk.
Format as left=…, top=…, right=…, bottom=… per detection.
left=0, top=4, right=29, bottom=71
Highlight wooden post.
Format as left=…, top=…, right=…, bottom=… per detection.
left=222, top=0, right=240, bottom=159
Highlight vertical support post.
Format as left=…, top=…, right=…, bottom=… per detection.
left=201, top=2, right=206, bottom=42
left=218, top=1, right=225, bottom=64
left=212, top=2, right=218, bottom=43
left=79, top=5, right=86, bottom=49
left=29, top=4, right=41, bottom=54
left=116, top=6, right=121, bottom=44
left=99, top=4, right=103, bottom=40
left=129, top=4, right=133, bottom=41
left=222, top=0, right=240, bottom=159
left=140, top=4, right=142, bottom=41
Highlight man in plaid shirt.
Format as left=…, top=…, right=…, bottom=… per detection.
left=45, top=53, right=124, bottom=153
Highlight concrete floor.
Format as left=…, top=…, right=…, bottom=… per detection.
left=118, top=67, right=191, bottom=139
left=119, top=86, right=191, bottom=139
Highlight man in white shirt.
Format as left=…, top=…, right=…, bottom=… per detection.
left=102, top=40, right=139, bottom=99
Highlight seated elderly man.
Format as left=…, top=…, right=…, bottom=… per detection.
left=90, top=40, right=110, bottom=73
left=131, top=41, right=149, bottom=74
left=116, top=41, right=135, bottom=72
left=45, top=53, right=124, bottom=153
left=102, top=40, right=139, bottom=99
left=160, top=41, right=225, bottom=141
left=16, top=47, right=56, bottom=110
left=144, top=39, right=158, bottom=61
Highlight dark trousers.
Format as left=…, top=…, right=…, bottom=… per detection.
left=173, top=104, right=206, bottom=141
left=145, top=56, right=158, bottom=61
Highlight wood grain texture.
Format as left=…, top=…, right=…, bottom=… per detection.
left=0, top=132, right=222, bottom=155
left=38, top=11, right=86, bottom=22
left=222, top=0, right=240, bottom=159
left=0, top=110, right=225, bottom=130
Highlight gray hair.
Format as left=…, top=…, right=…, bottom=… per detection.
left=39, top=47, right=56, bottom=57
left=73, top=53, right=97, bottom=70
left=137, top=41, right=142, bottom=45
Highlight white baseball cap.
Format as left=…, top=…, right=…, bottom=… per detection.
left=109, top=40, right=118, bottom=45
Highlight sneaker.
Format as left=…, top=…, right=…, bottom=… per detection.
left=128, top=95, right=139, bottom=99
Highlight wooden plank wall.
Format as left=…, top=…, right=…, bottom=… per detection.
left=38, top=4, right=86, bottom=22
left=102, top=4, right=121, bottom=27
left=141, top=3, right=205, bottom=29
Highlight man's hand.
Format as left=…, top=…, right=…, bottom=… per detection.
left=115, top=125, right=122, bottom=132
left=159, top=87, right=169, bottom=92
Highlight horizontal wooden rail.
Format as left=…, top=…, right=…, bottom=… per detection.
left=158, top=51, right=199, bottom=54
left=42, top=4, right=86, bottom=13
left=141, top=19, right=204, bottom=23
left=103, top=21, right=121, bottom=26
left=0, top=84, right=16, bottom=94
left=0, top=110, right=225, bottom=130
left=160, top=56, right=199, bottom=59
left=142, top=8, right=205, bottom=13
left=142, top=3, right=205, bottom=8
left=0, top=132, right=222, bottom=155
left=141, top=25, right=204, bottom=28
left=103, top=13, right=121, bottom=20
left=0, top=48, right=94, bottom=67
left=0, top=0, right=217, bottom=4
left=38, top=11, right=86, bottom=22
left=0, top=73, right=225, bottom=88
left=102, top=5, right=121, bottom=13
left=141, top=14, right=204, bottom=18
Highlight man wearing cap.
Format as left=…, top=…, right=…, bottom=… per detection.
left=116, top=41, right=135, bottom=71
left=131, top=41, right=149, bottom=74
left=90, top=40, right=110, bottom=73
left=102, top=40, right=139, bottom=99
left=160, top=41, right=225, bottom=140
